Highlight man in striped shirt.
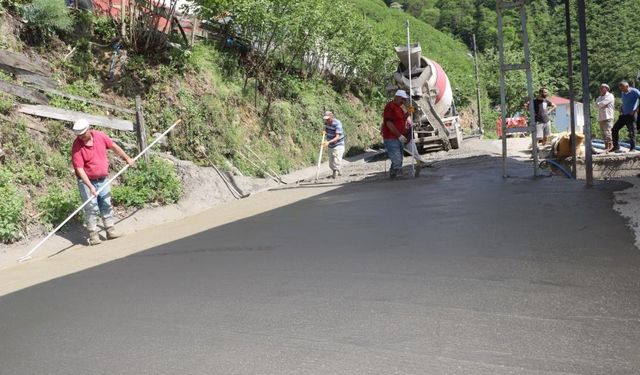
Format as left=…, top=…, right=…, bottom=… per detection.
left=323, top=111, right=345, bottom=179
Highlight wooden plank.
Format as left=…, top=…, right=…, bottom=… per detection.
left=0, top=50, right=50, bottom=76
left=15, top=72, right=58, bottom=89
left=0, top=80, right=49, bottom=104
left=16, top=104, right=134, bottom=132
left=135, top=96, right=149, bottom=162
left=34, top=86, right=136, bottom=115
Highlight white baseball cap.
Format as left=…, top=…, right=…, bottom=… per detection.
left=395, top=90, right=409, bottom=99
left=73, top=119, right=90, bottom=135
left=323, top=111, right=334, bottom=120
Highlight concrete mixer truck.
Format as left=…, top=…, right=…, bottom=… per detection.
left=387, top=43, right=463, bottom=152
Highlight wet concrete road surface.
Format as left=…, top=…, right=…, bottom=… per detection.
left=2, top=155, right=640, bottom=374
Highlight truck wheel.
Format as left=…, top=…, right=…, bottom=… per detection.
left=450, top=129, right=463, bottom=149
left=450, top=137, right=460, bottom=149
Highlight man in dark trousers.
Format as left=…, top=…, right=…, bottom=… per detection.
left=612, top=81, right=640, bottom=153
left=525, top=88, right=556, bottom=145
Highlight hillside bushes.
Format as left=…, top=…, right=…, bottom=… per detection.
left=20, top=0, right=72, bottom=43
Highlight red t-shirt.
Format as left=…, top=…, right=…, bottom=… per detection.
left=71, top=130, right=114, bottom=180
left=382, top=101, right=406, bottom=140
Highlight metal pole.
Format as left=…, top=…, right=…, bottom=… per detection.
left=576, top=0, right=593, bottom=186
left=472, top=34, right=483, bottom=135
left=315, top=131, right=326, bottom=182
left=565, top=0, right=577, bottom=177
left=497, top=4, right=508, bottom=178
left=406, top=20, right=416, bottom=177
left=520, top=4, right=538, bottom=177
left=18, top=119, right=183, bottom=263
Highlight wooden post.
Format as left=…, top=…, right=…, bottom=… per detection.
left=135, top=96, right=149, bottom=163
left=190, top=15, right=198, bottom=46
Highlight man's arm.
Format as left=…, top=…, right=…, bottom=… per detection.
left=384, top=120, right=403, bottom=138
left=597, top=95, right=614, bottom=108
left=327, top=132, right=342, bottom=144
left=75, top=167, right=97, bottom=197
left=110, top=143, right=134, bottom=166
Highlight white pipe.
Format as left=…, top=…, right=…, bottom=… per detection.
left=406, top=20, right=416, bottom=177
left=18, top=119, right=183, bottom=263
left=315, top=131, right=326, bottom=181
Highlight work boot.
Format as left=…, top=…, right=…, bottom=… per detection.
left=106, top=226, right=122, bottom=240
left=88, top=231, right=102, bottom=246
left=332, top=170, right=338, bottom=179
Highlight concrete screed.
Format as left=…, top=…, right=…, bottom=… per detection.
left=0, top=139, right=640, bottom=374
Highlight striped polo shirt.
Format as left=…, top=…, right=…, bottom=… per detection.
left=325, top=119, right=345, bottom=148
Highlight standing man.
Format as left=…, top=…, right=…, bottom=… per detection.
left=71, top=119, right=134, bottom=245
left=612, top=81, right=640, bottom=153
left=382, top=90, right=409, bottom=178
left=322, top=111, right=345, bottom=179
left=525, top=88, right=556, bottom=145
left=595, top=83, right=615, bottom=152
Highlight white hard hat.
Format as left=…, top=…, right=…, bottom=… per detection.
left=395, top=90, right=409, bottom=99
left=73, top=119, right=90, bottom=135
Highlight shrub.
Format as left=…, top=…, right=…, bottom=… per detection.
left=92, top=15, right=117, bottom=43
left=0, top=185, right=24, bottom=243
left=37, top=185, right=81, bottom=228
left=0, top=168, right=14, bottom=187
left=112, top=158, right=182, bottom=208
left=20, top=0, right=72, bottom=43
left=0, top=93, right=14, bottom=113
left=16, top=163, right=45, bottom=185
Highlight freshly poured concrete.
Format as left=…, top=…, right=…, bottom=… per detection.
left=1, top=154, right=639, bottom=374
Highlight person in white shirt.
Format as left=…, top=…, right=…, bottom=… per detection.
left=595, top=83, right=615, bottom=152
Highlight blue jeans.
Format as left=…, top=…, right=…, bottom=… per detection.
left=78, top=178, right=114, bottom=231
left=384, top=139, right=403, bottom=173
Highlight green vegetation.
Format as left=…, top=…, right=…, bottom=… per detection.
left=19, top=0, right=72, bottom=43
left=0, top=172, right=24, bottom=243
left=36, top=186, right=81, bottom=228
left=112, top=158, right=182, bottom=208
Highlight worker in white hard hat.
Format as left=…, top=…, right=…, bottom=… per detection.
left=382, top=89, right=409, bottom=178
left=71, top=119, right=134, bottom=245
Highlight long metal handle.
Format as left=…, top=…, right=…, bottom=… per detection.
left=315, top=131, right=326, bottom=181
left=406, top=20, right=415, bottom=177
left=18, top=119, right=182, bottom=263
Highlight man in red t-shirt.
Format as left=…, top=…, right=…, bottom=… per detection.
left=382, top=90, right=409, bottom=178
left=71, top=119, right=134, bottom=245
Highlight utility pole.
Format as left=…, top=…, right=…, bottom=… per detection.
left=472, top=34, right=483, bottom=135
left=576, top=0, right=593, bottom=186
left=564, top=0, right=577, bottom=178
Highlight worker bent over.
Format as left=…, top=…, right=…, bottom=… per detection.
left=383, top=90, right=409, bottom=178
left=322, top=111, right=345, bottom=179
left=71, top=119, right=134, bottom=245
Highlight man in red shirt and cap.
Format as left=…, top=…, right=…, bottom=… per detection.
left=382, top=90, right=409, bottom=178
left=71, top=119, right=134, bottom=245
